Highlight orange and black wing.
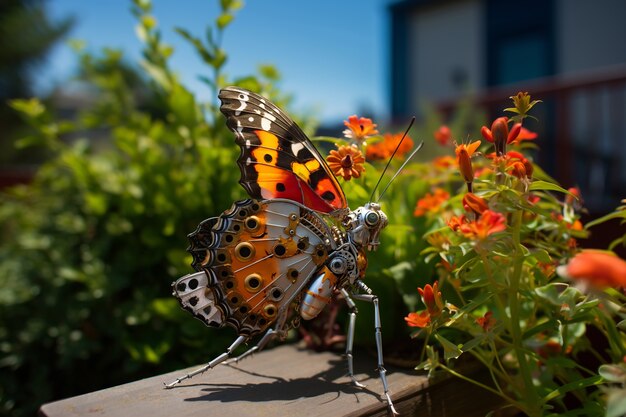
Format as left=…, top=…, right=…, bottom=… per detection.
left=219, top=86, right=347, bottom=214
left=172, top=199, right=330, bottom=336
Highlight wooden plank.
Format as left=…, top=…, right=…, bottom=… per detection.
left=39, top=343, right=503, bottom=417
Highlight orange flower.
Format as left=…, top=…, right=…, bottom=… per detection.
left=434, top=125, right=452, bottom=146
left=455, top=140, right=481, bottom=192
left=343, top=115, right=378, bottom=142
left=487, top=150, right=533, bottom=179
left=426, top=232, right=451, bottom=251
left=456, top=210, right=506, bottom=240
left=447, top=214, right=466, bottom=232
left=405, top=311, right=431, bottom=328
left=481, top=117, right=521, bottom=156
left=414, top=188, right=450, bottom=217
left=326, top=145, right=365, bottom=180
left=510, top=127, right=538, bottom=144
left=462, top=193, right=489, bottom=215
left=476, top=311, right=496, bottom=331
left=433, top=155, right=456, bottom=169
left=366, top=132, right=414, bottom=161
left=418, top=281, right=444, bottom=317
left=558, top=250, right=626, bottom=289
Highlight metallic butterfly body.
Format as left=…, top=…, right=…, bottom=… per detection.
left=166, top=87, right=397, bottom=414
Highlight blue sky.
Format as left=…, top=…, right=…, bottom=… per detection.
left=40, top=0, right=391, bottom=123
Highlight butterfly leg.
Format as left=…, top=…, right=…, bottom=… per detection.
left=340, top=288, right=366, bottom=388
left=163, top=335, right=247, bottom=388
left=224, top=310, right=289, bottom=365
left=349, top=281, right=398, bottom=416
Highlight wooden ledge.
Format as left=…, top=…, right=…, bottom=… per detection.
left=39, top=343, right=501, bottom=417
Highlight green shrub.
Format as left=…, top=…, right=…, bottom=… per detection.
left=0, top=1, right=317, bottom=415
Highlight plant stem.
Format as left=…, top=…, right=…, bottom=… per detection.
left=467, top=348, right=511, bottom=389
left=509, top=209, right=542, bottom=416
left=477, top=248, right=509, bottom=329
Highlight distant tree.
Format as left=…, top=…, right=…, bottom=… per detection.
left=0, top=0, right=73, bottom=164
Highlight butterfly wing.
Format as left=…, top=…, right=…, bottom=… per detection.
left=219, top=87, right=347, bottom=214
left=172, top=199, right=333, bottom=337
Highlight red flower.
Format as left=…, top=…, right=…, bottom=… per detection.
left=405, top=311, right=431, bottom=328
left=565, top=186, right=582, bottom=207
left=463, top=193, right=489, bottom=215
left=434, top=125, right=452, bottom=146
left=481, top=117, right=521, bottom=156
left=558, top=250, right=626, bottom=289
left=510, top=127, right=538, bottom=144
left=418, top=281, right=444, bottom=317
left=343, top=115, right=379, bottom=142
left=487, top=150, right=533, bottom=180
left=527, top=194, right=540, bottom=205
left=414, top=188, right=450, bottom=217
left=476, top=311, right=496, bottom=331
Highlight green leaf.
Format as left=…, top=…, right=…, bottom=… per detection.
left=599, top=364, right=626, bottom=383
left=216, top=13, right=234, bottom=30
left=15, top=135, right=44, bottom=149
left=151, top=298, right=181, bottom=321
left=168, top=83, right=198, bottom=126
left=461, top=335, right=486, bottom=352
left=141, top=15, right=157, bottom=29
left=9, top=98, right=46, bottom=118
left=585, top=210, right=626, bottom=229
left=530, top=248, right=552, bottom=264
left=259, top=64, right=281, bottom=81
left=523, top=319, right=559, bottom=340
left=535, top=283, right=581, bottom=310
left=435, top=333, right=463, bottom=361
left=529, top=180, right=570, bottom=194
left=140, top=59, right=171, bottom=89
left=542, top=375, right=603, bottom=402
left=85, top=193, right=108, bottom=215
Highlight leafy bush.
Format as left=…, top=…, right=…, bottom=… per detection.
left=0, top=1, right=315, bottom=415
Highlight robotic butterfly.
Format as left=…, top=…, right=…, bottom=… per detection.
left=165, top=87, right=419, bottom=414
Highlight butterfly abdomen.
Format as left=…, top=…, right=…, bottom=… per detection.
left=300, top=266, right=337, bottom=320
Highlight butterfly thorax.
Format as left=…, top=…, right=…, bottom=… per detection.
left=343, top=202, right=388, bottom=252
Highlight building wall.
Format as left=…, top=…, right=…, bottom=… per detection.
left=557, top=0, right=626, bottom=74
left=407, top=0, right=483, bottom=106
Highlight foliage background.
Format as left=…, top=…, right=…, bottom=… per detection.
left=0, top=1, right=311, bottom=415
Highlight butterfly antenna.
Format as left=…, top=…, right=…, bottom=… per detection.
left=375, top=141, right=424, bottom=203
left=369, top=117, right=416, bottom=202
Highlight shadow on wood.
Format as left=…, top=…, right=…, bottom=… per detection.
left=39, top=343, right=504, bottom=417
